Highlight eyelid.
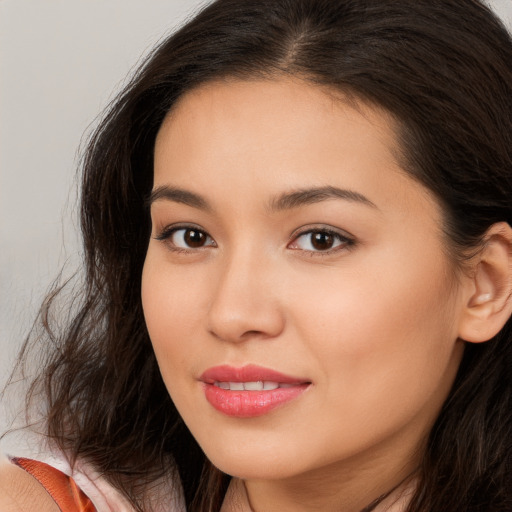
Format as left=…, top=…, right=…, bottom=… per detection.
left=154, top=223, right=216, bottom=250
left=154, top=222, right=201, bottom=240
left=287, top=225, right=355, bottom=254
left=153, top=222, right=354, bottom=254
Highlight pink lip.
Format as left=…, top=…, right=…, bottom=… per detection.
left=200, top=365, right=310, bottom=418
left=200, top=364, right=306, bottom=384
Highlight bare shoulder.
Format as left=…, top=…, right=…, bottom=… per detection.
left=0, top=458, right=60, bottom=512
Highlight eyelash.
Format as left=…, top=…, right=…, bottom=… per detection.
left=288, top=227, right=355, bottom=255
left=155, top=224, right=216, bottom=253
left=154, top=224, right=355, bottom=256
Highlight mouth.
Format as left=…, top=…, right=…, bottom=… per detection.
left=212, top=381, right=296, bottom=391
left=200, top=364, right=311, bottom=418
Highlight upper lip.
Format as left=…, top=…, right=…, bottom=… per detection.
left=200, top=364, right=309, bottom=384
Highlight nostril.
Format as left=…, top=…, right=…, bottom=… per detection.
left=242, top=330, right=264, bottom=338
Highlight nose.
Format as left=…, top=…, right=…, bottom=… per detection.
left=206, top=250, right=285, bottom=343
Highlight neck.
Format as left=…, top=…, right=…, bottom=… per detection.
left=222, top=465, right=417, bottom=512
left=247, top=469, right=416, bottom=512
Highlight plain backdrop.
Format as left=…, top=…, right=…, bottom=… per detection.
left=1, top=0, right=512, bottom=452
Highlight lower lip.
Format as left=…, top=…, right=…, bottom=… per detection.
left=203, top=383, right=309, bottom=418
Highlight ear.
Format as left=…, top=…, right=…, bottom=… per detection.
left=458, top=222, right=512, bottom=343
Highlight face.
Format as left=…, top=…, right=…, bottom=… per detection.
left=142, top=78, right=466, bottom=484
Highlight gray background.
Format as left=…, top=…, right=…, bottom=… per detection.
left=1, top=0, right=511, bottom=452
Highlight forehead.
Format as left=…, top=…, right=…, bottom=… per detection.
left=155, top=78, right=399, bottom=178
left=158, top=77, right=399, bottom=147
left=153, top=78, right=439, bottom=223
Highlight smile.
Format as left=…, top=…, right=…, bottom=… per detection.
left=200, top=365, right=310, bottom=418
left=213, top=381, right=295, bottom=390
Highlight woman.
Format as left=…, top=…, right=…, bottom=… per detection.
left=1, top=0, right=511, bottom=510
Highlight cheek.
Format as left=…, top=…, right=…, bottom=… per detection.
left=288, top=252, right=460, bottom=420
left=141, top=257, right=204, bottom=379
left=293, top=254, right=455, bottom=345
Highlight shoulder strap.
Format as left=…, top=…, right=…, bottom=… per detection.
left=11, top=457, right=96, bottom=512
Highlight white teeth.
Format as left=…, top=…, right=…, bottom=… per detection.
left=213, top=381, right=286, bottom=391
left=244, top=381, right=264, bottom=391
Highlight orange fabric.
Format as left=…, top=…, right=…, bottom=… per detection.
left=12, top=457, right=96, bottom=512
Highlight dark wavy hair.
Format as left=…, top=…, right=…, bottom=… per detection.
left=12, top=0, right=512, bottom=510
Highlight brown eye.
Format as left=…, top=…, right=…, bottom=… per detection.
left=184, top=229, right=207, bottom=248
left=288, top=228, right=352, bottom=253
left=310, top=231, right=334, bottom=251
left=160, top=227, right=215, bottom=250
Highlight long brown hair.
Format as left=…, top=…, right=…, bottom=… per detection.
left=11, top=0, right=512, bottom=510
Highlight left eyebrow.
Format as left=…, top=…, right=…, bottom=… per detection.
left=147, top=185, right=212, bottom=211
left=268, top=186, right=378, bottom=211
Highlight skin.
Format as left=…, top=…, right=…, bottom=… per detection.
left=0, top=458, right=60, bottom=512
left=142, top=78, right=470, bottom=512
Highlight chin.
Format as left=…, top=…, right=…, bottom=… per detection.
left=201, top=442, right=306, bottom=480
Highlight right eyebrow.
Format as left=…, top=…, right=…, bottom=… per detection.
left=147, top=185, right=212, bottom=211
left=268, top=185, right=378, bottom=212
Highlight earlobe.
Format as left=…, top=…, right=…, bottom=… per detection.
left=458, top=222, right=512, bottom=344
